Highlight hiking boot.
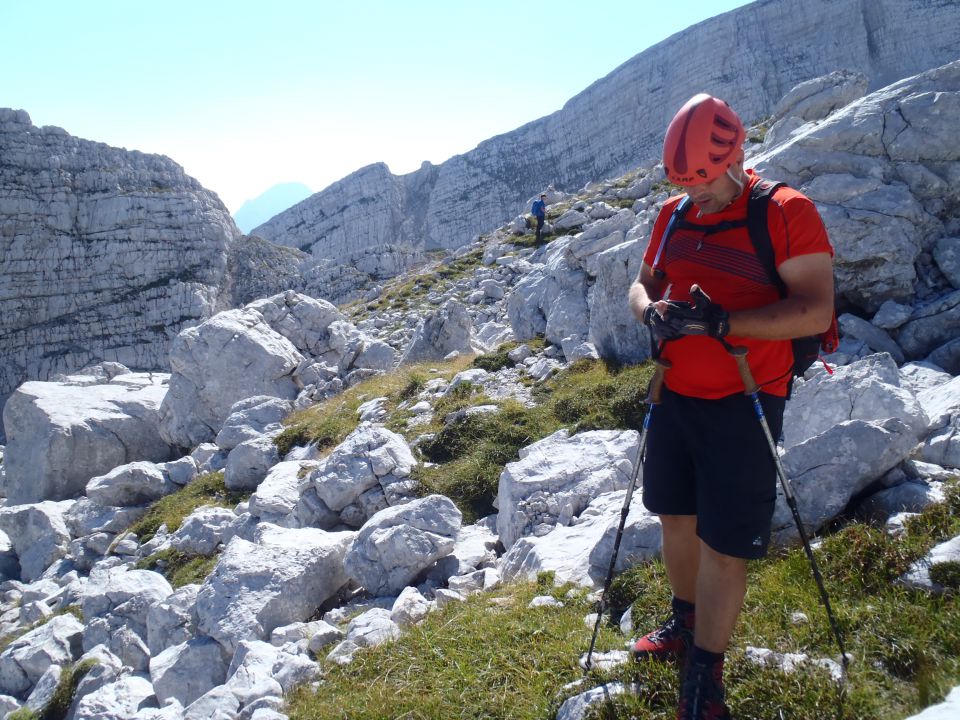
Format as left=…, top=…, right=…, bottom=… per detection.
left=631, top=598, right=694, bottom=663
left=677, top=656, right=731, bottom=720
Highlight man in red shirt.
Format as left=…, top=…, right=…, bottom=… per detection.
left=627, top=94, right=835, bottom=720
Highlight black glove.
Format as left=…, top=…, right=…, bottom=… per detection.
left=663, top=286, right=731, bottom=338
left=642, top=301, right=693, bottom=343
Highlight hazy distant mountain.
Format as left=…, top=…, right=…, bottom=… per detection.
left=234, top=182, right=312, bottom=234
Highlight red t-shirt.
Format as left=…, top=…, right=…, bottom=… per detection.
left=641, top=171, right=833, bottom=398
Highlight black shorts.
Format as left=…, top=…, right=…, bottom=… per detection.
left=641, top=387, right=786, bottom=559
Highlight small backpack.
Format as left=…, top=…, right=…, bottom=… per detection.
left=652, top=179, right=839, bottom=377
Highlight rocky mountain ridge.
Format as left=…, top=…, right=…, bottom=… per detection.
left=251, top=0, right=960, bottom=284
left=0, top=109, right=242, bottom=439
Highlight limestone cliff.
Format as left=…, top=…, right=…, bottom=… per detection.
left=0, top=109, right=240, bottom=437
left=253, top=0, right=960, bottom=264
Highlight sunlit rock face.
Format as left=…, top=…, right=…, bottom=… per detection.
left=0, top=109, right=240, bottom=437
left=252, top=0, right=960, bottom=260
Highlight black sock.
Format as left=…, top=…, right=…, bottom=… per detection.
left=690, top=644, right=724, bottom=667
left=671, top=596, right=696, bottom=628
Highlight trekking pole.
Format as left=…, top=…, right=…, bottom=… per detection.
left=584, top=356, right=670, bottom=672
left=722, top=341, right=850, bottom=677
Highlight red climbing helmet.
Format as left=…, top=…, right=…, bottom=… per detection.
left=662, top=93, right=745, bottom=186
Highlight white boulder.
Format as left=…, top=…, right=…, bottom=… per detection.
left=0, top=614, right=84, bottom=699
left=86, top=461, right=176, bottom=507
left=496, top=429, right=639, bottom=550
left=307, top=423, right=418, bottom=525
left=196, top=525, right=354, bottom=655
left=2, top=372, right=174, bottom=503
left=783, top=354, right=929, bottom=450
left=344, top=494, right=462, bottom=596
left=775, top=418, right=917, bottom=544
left=0, top=501, right=72, bottom=582
left=150, top=636, right=227, bottom=707
left=215, top=396, right=292, bottom=451
left=501, top=490, right=660, bottom=587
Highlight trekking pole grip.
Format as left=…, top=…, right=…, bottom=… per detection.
left=727, top=345, right=759, bottom=395
left=646, top=358, right=671, bottom=404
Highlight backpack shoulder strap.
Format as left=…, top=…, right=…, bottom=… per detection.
left=746, top=180, right=788, bottom=298
left=651, top=195, right=694, bottom=279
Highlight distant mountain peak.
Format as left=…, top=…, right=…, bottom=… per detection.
left=234, top=182, right=313, bottom=234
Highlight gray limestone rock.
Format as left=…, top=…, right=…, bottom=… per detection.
left=159, top=307, right=303, bottom=449
left=0, top=614, right=83, bottom=699
left=496, top=429, right=640, bottom=550
left=774, top=418, right=917, bottom=544
left=196, top=525, right=353, bottom=655
left=899, top=291, right=960, bottom=359
left=753, top=62, right=960, bottom=312
left=86, top=461, right=176, bottom=508
left=160, top=291, right=387, bottom=448
left=80, top=566, right=173, bottom=663
left=249, top=460, right=308, bottom=524
left=215, top=396, right=293, bottom=451
left=873, top=300, right=914, bottom=329
left=772, top=69, right=869, bottom=122
left=146, top=583, right=200, bottom=656
left=343, top=495, right=462, bottom=596
left=2, top=372, right=174, bottom=504
left=838, top=314, right=905, bottom=364
left=150, top=636, right=228, bottom=708
left=400, top=300, right=475, bottom=364
left=390, top=587, right=433, bottom=626
left=169, top=507, right=236, bottom=555
left=933, top=237, right=960, bottom=289
left=307, top=423, right=417, bottom=523
left=857, top=481, right=944, bottom=523
left=24, top=664, right=61, bottom=714
left=0, top=501, right=72, bottom=582
left=71, top=674, right=158, bottom=720
left=501, top=490, right=660, bottom=587
left=224, top=436, right=281, bottom=492
left=783, top=354, right=928, bottom=450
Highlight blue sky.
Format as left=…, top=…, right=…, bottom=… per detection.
left=2, top=1, right=751, bottom=212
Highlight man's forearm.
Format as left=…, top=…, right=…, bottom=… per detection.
left=728, top=296, right=832, bottom=340
left=629, top=280, right=658, bottom=321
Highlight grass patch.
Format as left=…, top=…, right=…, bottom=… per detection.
left=135, top=548, right=220, bottom=588
left=123, top=471, right=245, bottom=544
left=275, top=356, right=475, bottom=457
left=930, top=560, right=960, bottom=590
left=286, top=581, right=606, bottom=720
left=415, top=400, right=559, bottom=521
left=413, top=359, right=655, bottom=521
left=536, top=359, right=654, bottom=433
left=471, top=342, right=519, bottom=372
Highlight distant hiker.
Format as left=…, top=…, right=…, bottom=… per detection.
left=531, top=193, right=547, bottom=243
left=627, top=94, right=835, bottom=720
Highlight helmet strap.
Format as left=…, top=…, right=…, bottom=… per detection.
left=726, top=167, right=746, bottom=194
